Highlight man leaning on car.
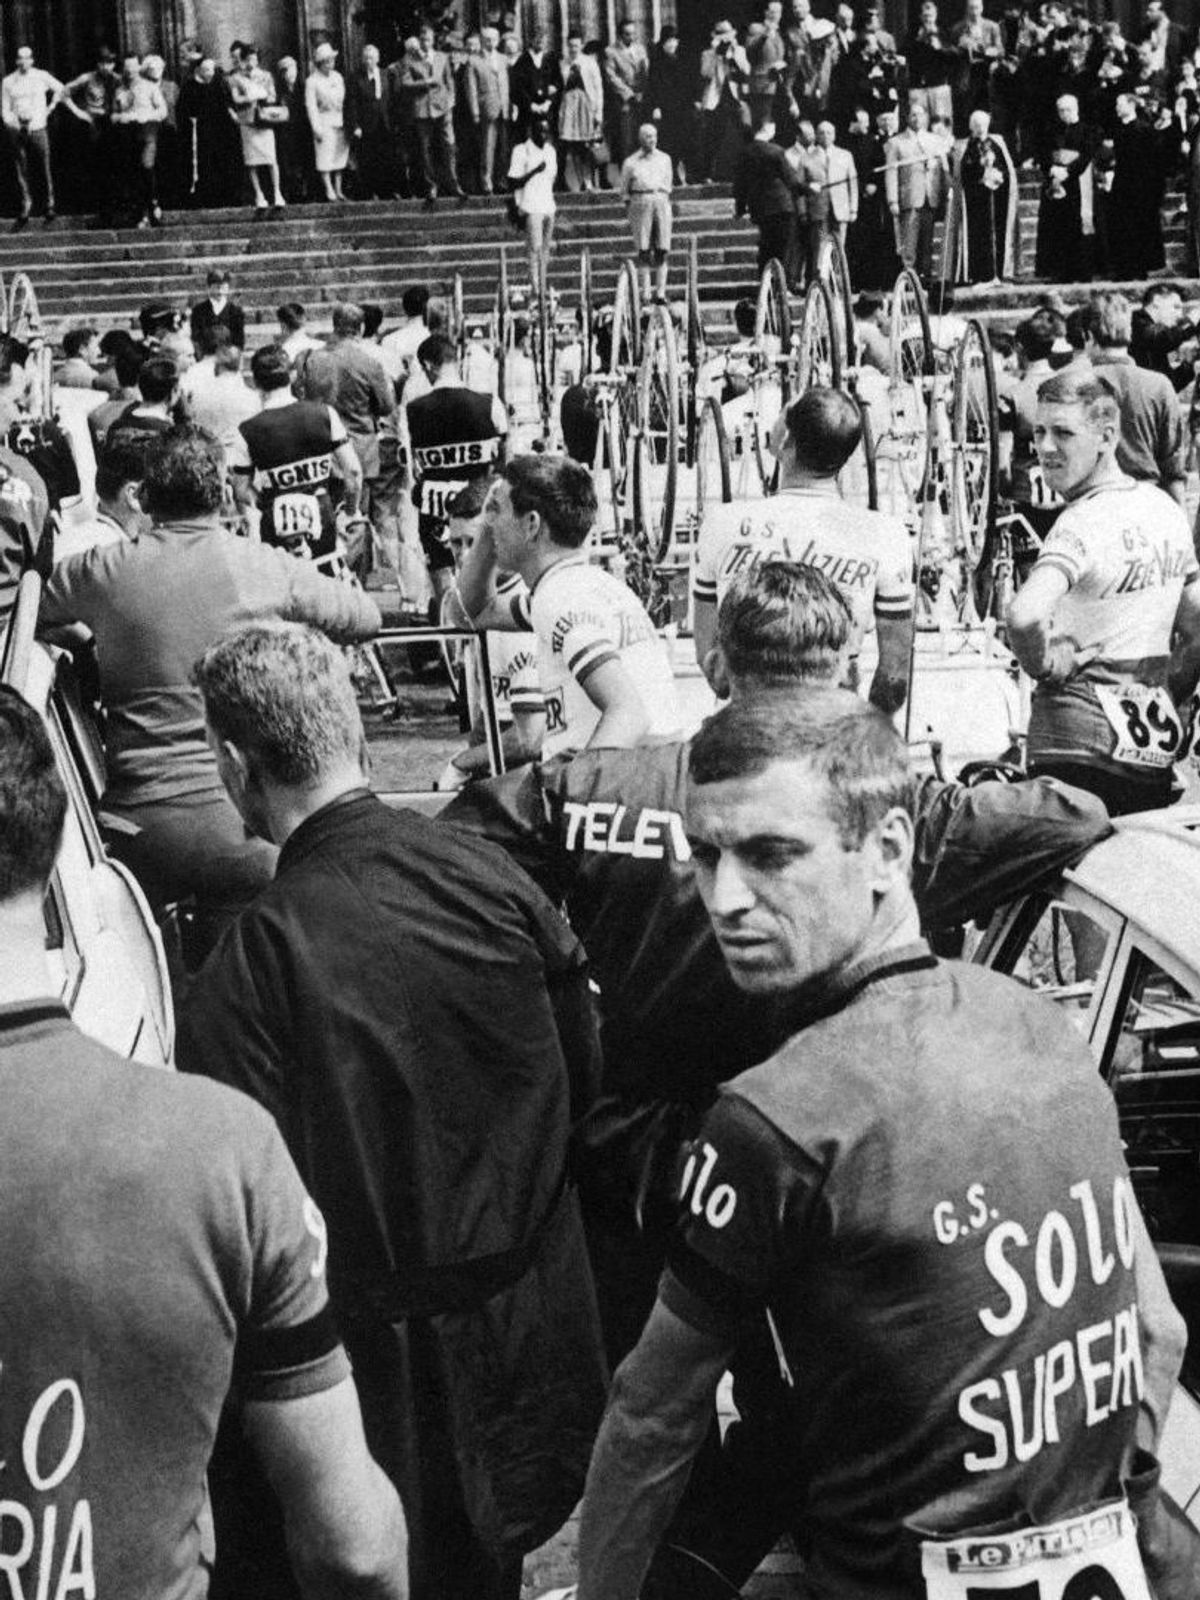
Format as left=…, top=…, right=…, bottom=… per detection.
left=0, top=682, right=407, bottom=1600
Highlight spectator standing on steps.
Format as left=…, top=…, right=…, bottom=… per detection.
left=620, top=123, right=674, bottom=303
left=402, top=25, right=463, bottom=208
left=558, top=33, right=604, bottom=194
left=1, top=46, right=65, bottom=227
left=511, top=29, right=561, bottom=143
left=228, top=43, right=287, bottom=213
left=884, top=100, right=948, bottom=282
left=734, top=117, right=802, bottom=287
left=799, top=119, right=857, bottom=283
left=1081, top=292, right=1187, bottom=508
left=306, top=42, right=349, bottom=203
left=605, top=19, right=649, bottom=168
left=465, top=26, right=510, bottom=195
left=349, top=43, right=394, bottom=199
left=190, top=269, right=246, bottom=356
left=1131, top=285, right=1200, bottom=395
left=61, top=46, right=118, bottom=223
left=647, top=27, right=691, bottom=185
left=508, top=117, right=558, bottom=287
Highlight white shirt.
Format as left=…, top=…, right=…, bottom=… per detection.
left=515, top=555, right=681, bottom=756
left=281, top=330, right=323, bottom=364
left=2, top=68, right=62, bottom=131
left=508, top=140, right=558, bottom=216
left=484, top=575, right=543, bottom=725
left=1033, top=477, right=1196, bottom=672
left=186, top=369, right=259, bottom=448
left=379, top=318, right=429, bottom=385
left=54, top=510, right=126, bottom=564
left=692, top=488, right=915, bottom=653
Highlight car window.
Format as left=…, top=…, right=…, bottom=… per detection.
left=1000, top=895, right=1114, bottom=1034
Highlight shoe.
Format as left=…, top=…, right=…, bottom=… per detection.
left=43, top=208, right=55, bottom=223
left=423, top=195, right=437, bottom=211
left=13, top=213, right=29, bottom=232
left=253, top=206, right=268, bottom=221
left=271, top=203, right=286, bottom=215
left=453, top=188, right=468, bottom=204
left=149, top=204, right=162, bottom=228
left=136, top=216, right=150, bottom=230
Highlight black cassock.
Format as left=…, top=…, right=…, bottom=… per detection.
left=847, top=128, right=900, bottom=289
left=1036, top=117, right=1095, bottom=282
left=959, top=134, right=1013, bottom=282
left=1108, top=118, right=1169, bottom=279
left=177, top=76, right=242, bottom=207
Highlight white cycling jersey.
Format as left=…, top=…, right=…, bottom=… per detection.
left=692, top=487, right=915, bottom=653
left=514, top=555, right=681, bottom=757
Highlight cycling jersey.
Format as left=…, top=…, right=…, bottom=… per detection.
left=406, top=386, right=501, bottom=525
left=1027, top=476, right=1197, bottom=780
left=483, top=574, right=542, bottom=725
left=231, top=401, right=348, bottom=556
left=664, top=948, right=1147, bottom=1598
left=513, top=555, right=681, bottom=757
left=692, top=488, right=915, bottom=654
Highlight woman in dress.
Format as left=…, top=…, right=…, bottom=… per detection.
left=228, top=44, right=286, bottom=212
left=557, top=32, right=603, bottom=191
left=306, top=42, right=349, bottom=201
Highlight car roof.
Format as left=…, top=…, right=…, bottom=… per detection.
left=1064, top=806, right=1200, bottom=980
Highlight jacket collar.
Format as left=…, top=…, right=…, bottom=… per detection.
left=277, top=788, right=376, bottom=873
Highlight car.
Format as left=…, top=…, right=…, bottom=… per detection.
left=972, top=807, right=1200, bottom=1522
left=1, top=572, right=173, bottom=1067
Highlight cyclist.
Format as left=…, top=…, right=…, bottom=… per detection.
left=1008, top=368, right=1200, bottom=815
left=692, top=385, right=914, bottom=712
left=229, top=343, right=363, bottom=560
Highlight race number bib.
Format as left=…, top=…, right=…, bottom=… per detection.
left=922, top=1501, right=1151, bottom=1600
left=272, top=492, right=323, bottom=544
left=1094, top=684, right=1184, bottom=770
left=418, top=477, right=469, bottom=521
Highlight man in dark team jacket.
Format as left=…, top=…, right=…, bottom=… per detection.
left=445, top=561, right=1113, bottom=1361
left=177, top=622, right=606, bottom=1600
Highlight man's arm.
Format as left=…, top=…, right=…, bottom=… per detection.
left=458, top=522, right=526, bottom=630
left=869, top=611, right=914, bottom=714
left=245, top=1380, right=408, bottom=1600
left=1006, top=562, right=1072, bottom=681
left=578, top=656, right=650, bottom=749
left=1156, top=391, right=1187, bottom=506
left=1168, top=576, right=1200, bottom=702
left=282, top=552, right=382, bottom=641
left=332, top=436, right=364, bottom=514
left=575, top=1300, right=734, bottom=1600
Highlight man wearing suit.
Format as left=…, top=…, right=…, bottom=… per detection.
left=885, top=100, right=948, bottom=280
left=734, top=117, right=803, bottom=284
left=1142, top=0, right=1185, bottom=80
left=799, top=119, right=858, bottom=279
left=465, top=25, right=509, bottom=193
left=605, top=18, right=649, bottom=167
left=951, top=0, right=1004, bottom=128
left=400, top=23, right=463, bottom=206
left=349, top=43, right=393, bottom=198
left=510, top=30, right=559, bottom=143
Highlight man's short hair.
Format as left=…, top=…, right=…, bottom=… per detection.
left=0, top=685, right=66, bottom=899
left=782, top=387, right=862, bottom=475
left=417, top=332, right=458, bottom=371
left=688, top=688, right=913, bottom=849
left=114, top=343, right=146, bottom=390
left=717, top=561, right=852, bottom=687
left=206, top=269, right=230, bottom=288
left=733, top=298, right=757, bottom=338
left=141, top=425, right=224, bottom=520
left=331, top=301, right=365, bottom=338
left=95, top=438, right=145, bottom=504
left=1015, top=307, right=1065, bottom=365
left=1035, top=368, right=1120, bottom=429
left=361, top=303, right=384, bottom=339
left=1143, top=282, right=1183, bottom=307
left=503, top=454, right=597, bottom=548
left=276, top=301, right=306, bottom=331
left=854, top=291, right=884, bottom=320
left=138, top=354, right=179, bottom=404
left=1084, top=291, right=1132, bottom=348
left=447, top=475, right=493, bottom=520
left=214, top=343, right=242, bottom=375
left=402, top=285, right=431, bottom=319
left=62, top=326, right=97, bottom=360
left=194, top=623, right=363, bottom=787
left=252, top=344, right=294, bottom=391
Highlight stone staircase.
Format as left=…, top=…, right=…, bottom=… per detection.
left=0, top=174, right=1192, bottom=349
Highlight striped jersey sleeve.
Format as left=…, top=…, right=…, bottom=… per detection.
left=1034, top=512, right=1090, bottom=587
left=873, top=521, right=917, bottom=620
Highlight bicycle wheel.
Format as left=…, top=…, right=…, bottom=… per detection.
left=634, top=303, right=680, bottom=563
left=606, top=263, right=642, bottom=531
left=580, top=247, right=594, bottom=377
left=796, top=279, right=843, bottom=392
left=951, top=319, right=1000, bottom=601
left=817, top=233, right=855, bottom=373
left=880, top=267, right=933, bottom=519
left=495, top=247, right=510, bottom=413
left=751, top=258, right=792, bottom=494
left=536, top=261, right=554, bottom=438
left=612, top=260, right=642, bottom=366
left=694, top=394, right=732, bottom=529
left=685, top=234, right=706, bottom=468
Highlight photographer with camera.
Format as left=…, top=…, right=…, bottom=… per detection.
left=697, top=20, right=749, bottom=184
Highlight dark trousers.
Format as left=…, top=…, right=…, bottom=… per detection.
left=6, top=124, right=53, bottom=215
left=1028, top=759, right=1174, bottom=819
left=415, top=114, right=459, bottom=196
left=757, top=209, right=798, bottom=285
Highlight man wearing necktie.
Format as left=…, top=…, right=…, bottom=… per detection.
left=884, top=100, right=947, bottom=280
left=799, top=118, right=858, bottom=280
left=349, top=43, right=394, bottom=198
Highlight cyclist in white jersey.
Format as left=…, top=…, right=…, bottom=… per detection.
left=1008, top=368, right=1200, bottom=815
left=692, top=386, right=915, bottom=712
left=459, top=454, right=681, bottom=758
